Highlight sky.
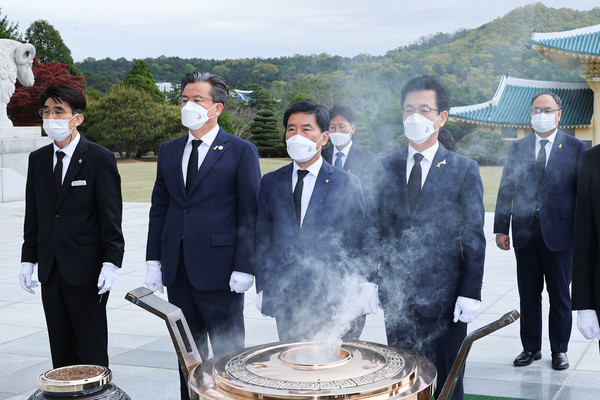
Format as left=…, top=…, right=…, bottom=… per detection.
left=2, top=1, right=599, bottom=62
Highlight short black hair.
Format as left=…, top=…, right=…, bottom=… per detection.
left=531, top=91, right=562, bottom=109
left=181, top=72, right=229, bottom=105
left=401, top=75, right=450, bottom=112
left=283, top=98, right=330, bottom=133
left=40, top=83, right=86, bottom=113
left=329, top=103, right=356, bottom=125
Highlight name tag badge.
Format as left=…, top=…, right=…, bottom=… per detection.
left=71, top=180, right=87, bottom=187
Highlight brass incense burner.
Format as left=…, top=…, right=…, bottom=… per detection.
left=126, top=287, right=518, bottom=400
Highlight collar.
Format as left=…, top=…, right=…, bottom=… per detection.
left=188, top=125, right=219, bottom=147
left=535, top=129, right=557, bottom=145
left=408, top=140, right=439, bottom=164
left=293, top=156, right=323, bottom=178
left=335, top=141, right=353, bottom=157
left=53, top=132, right=81, bottom=157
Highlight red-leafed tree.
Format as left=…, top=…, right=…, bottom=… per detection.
left=7, top=58, right=86, bottom=126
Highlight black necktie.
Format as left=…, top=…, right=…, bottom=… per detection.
left=293, top=170, right=309, bottom=227
left=186, top=139, right=202, bottom=193
left=334, top=152, right=343, bottom=168
left=536, top=139, right=549, bottom=185
left=408, top=153, right=424, bottom=212
left=54, top=151, right=65, bottom=196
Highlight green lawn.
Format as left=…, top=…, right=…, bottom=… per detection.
left=118, top=159, right=503, bottom=212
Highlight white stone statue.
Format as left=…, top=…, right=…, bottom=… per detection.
left=0, top=39, right=36, bottom=127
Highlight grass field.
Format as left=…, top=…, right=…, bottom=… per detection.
left=118, top=159, right=504, bottom=212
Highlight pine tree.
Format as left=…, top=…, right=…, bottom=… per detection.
left=249, top=109, right=285, bottom=157
left=122, top=60, right=164, bottom=102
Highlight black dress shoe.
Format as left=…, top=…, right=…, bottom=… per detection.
left=513, top=350, right=542, bottom=366
left=551, top=352, right=569, bottom=370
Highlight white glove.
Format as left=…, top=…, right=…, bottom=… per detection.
left=453, top=296, right=480, bottom=323
left=19, top=262, right=38, bottom=294
left=145, top=260, right=164, bottom=293
left=360, top=282, right=378, bottom=315
left=97, top=262, right=118, bottom=294
left=229, top=271, right=254, bottom=293
left=577, top=309, right=600, bottom=340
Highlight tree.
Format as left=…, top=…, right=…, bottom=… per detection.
left=24, top=20, right=82, bottom=77
left=245, top=83, right=275, bottom=110
left=82, top=85, right=185, bottom=158
left=7, top=59, right=86, bottom=126
left=248, top=109, right=285, bottom=157
left=122, top=60, right=164, bottom=102
left=0, top=8, right=22, bottom=40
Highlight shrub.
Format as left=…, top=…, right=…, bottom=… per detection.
left=456, top=130, right=509, bottom=165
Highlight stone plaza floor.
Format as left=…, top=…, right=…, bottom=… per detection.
left=1, top=201, right=599, bottom=399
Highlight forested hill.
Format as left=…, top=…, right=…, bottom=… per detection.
left=77, top=3, right=600, bottom=109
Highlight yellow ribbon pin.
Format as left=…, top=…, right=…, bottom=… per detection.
left=558, top=144, right=562, bottom=149
left=436, top=159, right=447, bottom=168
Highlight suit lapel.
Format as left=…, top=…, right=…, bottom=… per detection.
left=344, top=145, right=356, bottom=173
left=415, top=146, right=449, bottom=214
left=542, top=130, right=564, bottom=184
left=302, top=162, right=334, bottom=229
left=56, top=137, right=88, bottom=208
left=188, top=129, right=229, bottom=195
left=276, top=163, right=298, bottom=230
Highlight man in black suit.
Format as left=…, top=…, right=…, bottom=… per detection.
left=494, top=92, right=586, bottom=370
left=145, top=72, right=261, bottom=400
left=377, top=75, right=485, bottom=400
left=19, top=83, right=124, bottom=368
left=572, top=146, right=600, bottom=343
left=322, top=103, right=378, bottom=340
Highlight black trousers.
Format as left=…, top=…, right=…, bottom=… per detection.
left=168, top=247, right=245, bottom=400
left=515, top=216, right=572, bottom=353
left=383, top=305, right=466, bottom=400
left=41, top=260, right=109, bottom=368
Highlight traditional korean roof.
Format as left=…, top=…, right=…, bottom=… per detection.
left=531, top=24, right=600, bottom=56
left=449, top=76, right=593, bottom=127
left=530, top=25, right=600, bottom=69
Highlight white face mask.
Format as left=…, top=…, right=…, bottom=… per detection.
left=43, top=115, right=77, bottom=142
left=531, top=112, right=557, bottom=133
left=329, top=131, right=351, bottom=147
left=181, top=101, right=217, bottom=130
left=286, top=133, right=325, bottom=163
left=403, top=113, right=440, bottom=144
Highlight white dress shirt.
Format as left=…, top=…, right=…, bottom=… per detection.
left=333, top=141, right=353, bottom=168
left=292, top=156, right=323, bottom=227
left=52, top=132, right=81, bottom=184
left=406, top=141, right=439, bottom=188
left=534, top=129, right=557, bottom=167
left=181, top=125, right=220, bottom=185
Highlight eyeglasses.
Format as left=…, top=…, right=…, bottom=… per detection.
left=39, top=108, right=75, bottom=118
left=180, top=95, right=215, bottom=106
left=402, top=106, right=440, bottom=116
left=531, top=107, right=560, bottom=115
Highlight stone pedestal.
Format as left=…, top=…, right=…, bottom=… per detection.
left=0, top=126, right=51, bottom=202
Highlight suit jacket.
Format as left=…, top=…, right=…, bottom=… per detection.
left=323, top=143, right=376, bottom=179
left=255, top=160, right=368, bottom=319
left=494, top=130, right=586, bottom=251
left=146, top=128, right=261, bottom=290
left=377, top=145, right=485, bottom=318
left=572, top=145, right=600, bottom=316
left=21, top=136, right=124, bottom=285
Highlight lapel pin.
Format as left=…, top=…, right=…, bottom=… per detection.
left=436, top=159, right=447, bottom=168
left=558, top=144, right=562, bottom=149
left=78, top=159, right=83, bottom=163
left=218, top=145, right=223, bottom=150
left=213, top=145, right=218, bottom=150
left=325, top=179, right=330, bottom=184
